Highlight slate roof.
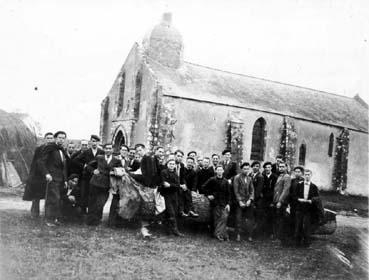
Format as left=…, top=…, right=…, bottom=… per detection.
left=147, top=58, right=368, bottom=133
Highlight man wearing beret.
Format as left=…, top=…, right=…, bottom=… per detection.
left=75, top=135, right=104, bottom=214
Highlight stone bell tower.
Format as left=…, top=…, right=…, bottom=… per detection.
left=143, top=13, right=184, bottom=68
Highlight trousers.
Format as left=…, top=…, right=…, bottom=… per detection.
left=86, top=185, right=109, bottom=225
left=45, top=181, right=64, bottom=220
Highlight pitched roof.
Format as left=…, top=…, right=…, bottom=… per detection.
left=147, top=59, right=368, bottom=133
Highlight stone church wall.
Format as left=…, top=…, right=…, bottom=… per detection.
left=159, top=95, right=368, bottom=195
left=101, top=44, right=160, bottom=148
left=293, top=120, right=340, bottom=191
left=347, top=130, right=368, bottom=196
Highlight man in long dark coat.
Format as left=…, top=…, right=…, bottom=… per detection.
left=38, top=131, right=69, bottom=226
left=75, top=135, right=104, bottom=214
left=23, top=132, right=54, bottom=217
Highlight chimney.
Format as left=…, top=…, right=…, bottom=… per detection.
left=161, top=12, right=172, bottom=27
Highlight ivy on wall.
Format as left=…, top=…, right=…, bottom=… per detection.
left=148, top=89, right=161, bottom=151
left=332, top=128, right=349, bottom=192
left=225, top=120, right=244, bottom=163
left=279, top=116, right=297, bottom=169
left=157, top=101, right=176, bottom=151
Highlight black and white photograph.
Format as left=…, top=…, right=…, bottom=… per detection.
left=0, top=0, right=368, bottom=279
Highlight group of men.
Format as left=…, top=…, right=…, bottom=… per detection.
left=23, top=131, right=323, bottom=247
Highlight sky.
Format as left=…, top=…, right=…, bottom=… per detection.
left=0, top=0, right=368, bottom=139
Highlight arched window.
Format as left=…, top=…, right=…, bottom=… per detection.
left=117, top=73, right=125, bottom=116
left=328, top=133, right=334, bottom=157
left=250, top=117, right=266, bottom=161
left=102, top=97, right=110, bottom=138
left=299, top=143, right=306, bottom=166
left=133, top=72, right=142, bottom=120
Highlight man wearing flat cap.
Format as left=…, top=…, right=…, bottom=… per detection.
left=75, top=134, right=104, bottom=214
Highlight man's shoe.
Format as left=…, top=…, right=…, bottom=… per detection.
left=215, top=235, right=224, bottom=242
left=180, top=211, right=189, bottom=217
left=172, top=229, right=184, bottom=237
left=189, top=211, right=199, bottom=217
left=54, top=219, right=62, bottom=226
left=45, top=221, right=56, bottom=227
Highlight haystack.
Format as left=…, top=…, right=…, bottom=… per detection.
left=0, top=109, right=37, bottom=187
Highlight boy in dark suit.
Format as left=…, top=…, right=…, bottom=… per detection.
left=179, top=157, right=199, bottom=217
left=261, top=162, right=278, bottom=237
left=292, top=169, right=320, bottom=247
left=196, top=157, right=215, bottom=194
left=160, top=159, right=184, bottom=236
left=289, top=166, right=305, bottom=232
left=202, top=165, right=231, bottom=241
left=251, top=161, right=264, bottom=237
left=86, top=143, right=121, bottom=226
left=220, top=149, right=238, bottom=182
left=38, top=131, right=68, bottom=226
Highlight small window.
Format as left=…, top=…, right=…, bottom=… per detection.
left=299, top=143, right=306, bottom=166
left=117, top=73, right=125, bottom=116
left=133, top=72, right=142, bottom=119
left=328, top=133, right=334, bottom=157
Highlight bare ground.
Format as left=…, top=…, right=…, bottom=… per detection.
left=0, top=194, right=367, bottom=280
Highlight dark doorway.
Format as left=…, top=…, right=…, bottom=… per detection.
left=114, top=131, right=125, bottom=153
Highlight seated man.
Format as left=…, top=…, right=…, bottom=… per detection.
left=292, top=169, right=320, bottom=247
left=202, top=165, right=231, bottom=241
left=61, top=174, right=82, bottom=220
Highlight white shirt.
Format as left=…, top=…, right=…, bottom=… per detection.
left=303, top=182, right=310, bottom=200
left=92, top=148, right=97, bottom=157
left=59, top=150, right=65, bottom=162
left=105, top=155, right=112, bottom=164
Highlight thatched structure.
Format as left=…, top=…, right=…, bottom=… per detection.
left=0, top=109, right=37, bottom=187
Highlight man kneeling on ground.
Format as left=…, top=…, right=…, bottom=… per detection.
left=61, top=174, right=82, bottom=220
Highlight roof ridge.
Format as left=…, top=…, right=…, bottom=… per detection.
left=184, top=61, right=355, bottom=101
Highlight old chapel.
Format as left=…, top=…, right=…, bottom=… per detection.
left=100, top=13, right=368, bottom=196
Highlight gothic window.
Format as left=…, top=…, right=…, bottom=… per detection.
left=299, top=143, right=306, bottom=166
left=133, top=72, right=142, bottom=119
left=328, top=133, right=334, bottom=157
left=117, top=73, right=125, bottom=116
left=103, top=97, right=110, bottom=122
left=250, top=117, right=266, bottom=161
left=102, top=97, right=110, bottom=138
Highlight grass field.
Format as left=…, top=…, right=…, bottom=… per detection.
left=0, top=192, right=367, bottom=280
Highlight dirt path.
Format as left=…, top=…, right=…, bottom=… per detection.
left=0, top=194, right=368, bottom=280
